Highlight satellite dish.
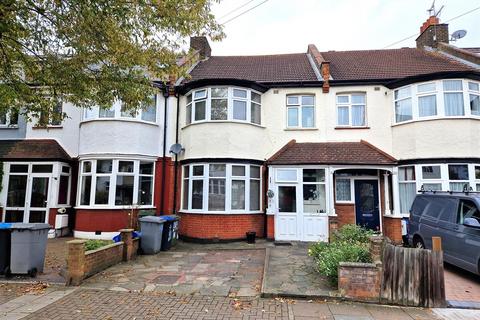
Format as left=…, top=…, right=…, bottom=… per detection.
left=169, top=143, right=184, bottom=155
left=451, top=30, right=467, bottom=41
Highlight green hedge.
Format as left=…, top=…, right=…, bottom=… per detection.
left=308, top=224, right=373, bottom=283
left=84, top=240, right=112, bottom=251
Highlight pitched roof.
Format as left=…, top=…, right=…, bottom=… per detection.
left=184, top=47, right=476, bottom=87
left=463, top=48, right=480, bottom=56
left=267, top=140, right=396, bottom=165
left=321, top=48, right=474, bottom=81
left=0, top=139, right=72, bottom=161
left=186, top=53, right=319, bottom=83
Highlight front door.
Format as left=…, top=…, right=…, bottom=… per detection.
left=4, top=174, right=50, bottom=223
left=276, top=184, right=328, bottom=242
left=354, top=180, right=380, bottom=231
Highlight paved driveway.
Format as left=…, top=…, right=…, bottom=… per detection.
left=81, top=249, right=265, bottom=297
left=444, top=263, right=480, bottom=307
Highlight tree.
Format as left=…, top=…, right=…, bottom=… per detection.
left=0, top=0, right=223, bottom=125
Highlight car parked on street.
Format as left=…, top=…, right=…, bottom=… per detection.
left=408, top=191, right=480, bottom=275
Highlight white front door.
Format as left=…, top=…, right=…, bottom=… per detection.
left=275, top=183, right=328, bottom=242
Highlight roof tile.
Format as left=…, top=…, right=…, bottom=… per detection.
left=0, top=139, right=71, bottom=161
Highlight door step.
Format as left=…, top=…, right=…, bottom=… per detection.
left=273, top=241, right=292, bottom=246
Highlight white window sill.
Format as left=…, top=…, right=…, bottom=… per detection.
left=392, top=115, right=480, bottom=127
left=0, top=125, right=19, bottom=129
left=81, top=118, right=159, bottom=126
left=335, top=201, right=354, bottom=204
left=182, top=120, right=265, bottom=130
left=75, top=205, right=156, bottom=210
left=178, top=210, right=264, bottom=215
left=284, top=127, right=318, bottom=131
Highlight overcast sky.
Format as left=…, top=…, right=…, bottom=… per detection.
left=207, top=0, right=479, bottom=55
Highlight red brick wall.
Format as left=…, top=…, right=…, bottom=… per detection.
left=154, top=157, right=175, bottom=215
left=48, top=208, right=57, bottom=227
left=179, top=213, right=265, bottom=241
left=266, top=215, right=274, bottom=240
left=75, top=209, right=134, bottom=232
left=84, top=243, right=123, bottom=278
left=335, top=203, right=355, bottom=227
left=338, top=262, right=381, bottom=302
left=383, top=216, right=402, bottom=244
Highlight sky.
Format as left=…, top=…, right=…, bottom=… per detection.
left=206, top=0, right=480, bottom=55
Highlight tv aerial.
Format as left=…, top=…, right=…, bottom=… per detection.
left=427, top=0, right=444, bottom=18
left=450, top=30, right=467, bottom=42
left=169, top=143, right=185, bottom=155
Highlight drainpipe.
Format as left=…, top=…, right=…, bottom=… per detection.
left=160, top=85, right=169, bottom=215
left=172, top=91, right=180, bottom=214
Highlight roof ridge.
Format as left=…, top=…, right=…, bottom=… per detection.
left=422, top=48, right=477, bottom=71
left=209, top=53, right=307, bottom=58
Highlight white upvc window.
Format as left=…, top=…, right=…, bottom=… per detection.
left=398, top=166, right=416, bottom=214
left=83, top=95, right=157, bottom=123
left=393, top=79, right=480, bottom=124
left=78, top=159, right=155, bottom=208
left=469, top=81, right=480, bottom=116
left=0, top=110, right=19, bottom=127
left=185, top=87, right=262, bottom=125
left=302, top=169, right=327, bottom=213
left=181, top=163, right=262, bottom=213
left=475, top=165, right=480, bottom=192
left=336, top=93, right=366, bottom=127
left=286, top=95, right=315, bottom=128
left=335, top=178, right=353, bottom=203
left=58, top=165, right=71, bottom=206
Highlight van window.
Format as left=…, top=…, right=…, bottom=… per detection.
left=411, top=196, right=429, bottom=216
left=437, top=197, right=458, bottom=222
left=424, top=197, right=445, bottom=219
left=457, top=199, right=480, bottom=224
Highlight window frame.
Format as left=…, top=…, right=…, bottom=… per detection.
left=335, top=93, right=367, bottom=127
left=393, top=79, right=480, bottom=124
left=82, top=95, right=158, bottom=124
left=335, top=177, right=354, bottom=203
left=76, top=159, right=155, bottom=208
left=286, top=94, right=316, bottom=129
left=185, top=87, right=262, bottom=126
left=181, top=163, right=262, bottom=214
left=0, top=110, right=19, bottom=128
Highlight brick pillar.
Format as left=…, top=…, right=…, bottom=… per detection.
left=329, top=216, right=338, bottom=242
left=120, top=229, right=135, bottom=261
left=67, top=240, right=86, bottom=286
left=369, top=235, right=384, bottom=263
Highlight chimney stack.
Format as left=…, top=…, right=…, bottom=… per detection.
left=190, top=36, right=211, bottom=59
left=416, top=16, right=449, bottom=49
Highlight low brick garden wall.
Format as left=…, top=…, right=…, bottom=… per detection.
left=337, top=235, right=384, bottom=302
left=66, top=229, right=139, bottom=285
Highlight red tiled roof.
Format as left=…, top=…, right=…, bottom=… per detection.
left=463, top=47, right=480, bottom=56
left=185, top=47, right=475, bottom=85
left=267, top=140, right=396, bottom=165
left=321, top=48, right=474, bottom=81
left=186, top=53, right=319, bottom=83
left=0, top=139, right=71, bottom=161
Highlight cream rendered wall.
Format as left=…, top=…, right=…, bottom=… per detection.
left=178, top=85, right=395, bottom=161
left=25, top=102, right=82, bottom=157
left=392, top=119, right=480, bottom=160
left=79, top=94, right=167, bottom=158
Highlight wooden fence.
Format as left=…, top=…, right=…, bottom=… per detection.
left=380, top=243, right=446, bottom=308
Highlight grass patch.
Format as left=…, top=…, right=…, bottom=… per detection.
left=84, top=239, right=113, bottom=251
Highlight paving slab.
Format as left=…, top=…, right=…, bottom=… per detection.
left=81, top=248, right=265, bottom=297
left=444, top=263, right=480, bottom=308
left=262, top=243, right=335, bottom=298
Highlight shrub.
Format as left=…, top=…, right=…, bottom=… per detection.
left=309, top=224, right=373, bottom=283
left=332, top=224, right=374, bottom=244
left=84, top=240, right=112, bottom=251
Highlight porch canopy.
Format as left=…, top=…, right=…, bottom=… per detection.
left=267, top=140, right=397, bottom=166
left=0, top=139, right=72, bottom=162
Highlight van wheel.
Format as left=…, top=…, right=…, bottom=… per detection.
left=413, top=237, right=425, bottom=249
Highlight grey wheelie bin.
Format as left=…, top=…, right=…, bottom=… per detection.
left=9, top=223, right=50, bottom=277
left=139, top=216, right=165, bottom=254
left=0, top=223, right=12, bottom=275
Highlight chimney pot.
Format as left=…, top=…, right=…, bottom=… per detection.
left=416, top=16, right=449, bottom=49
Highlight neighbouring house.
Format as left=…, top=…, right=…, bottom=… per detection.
left=0, top=15, right=479, bottom=243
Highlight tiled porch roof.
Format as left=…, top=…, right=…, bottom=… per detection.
left=0, top=139, right=72, bottom=161
left=267, top=140, right=397, bottom=165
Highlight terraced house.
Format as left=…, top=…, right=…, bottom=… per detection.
left=1, top=16, right=479, bottom=243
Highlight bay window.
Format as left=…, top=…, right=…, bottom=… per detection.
left=83, top=95, right=157, bottom=123
left=336, top=93, right=366, bottom=127
left=185, top=87, right=262, bottom=125
left=182, top=163, right=262, bottom=213
left=448, top=164, right=469, bottom=191
left=78, top=159, right=155, bottom=207
left=286, top=95, right=315, bottom=128
left=394, top=79, right=480, bottom=123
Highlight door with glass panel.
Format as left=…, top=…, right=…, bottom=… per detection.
left=276, top=185, right=299, bottom=240
left=301, top=169, right=329, bottom=242
left=3, top=164, right=51, bottom=223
